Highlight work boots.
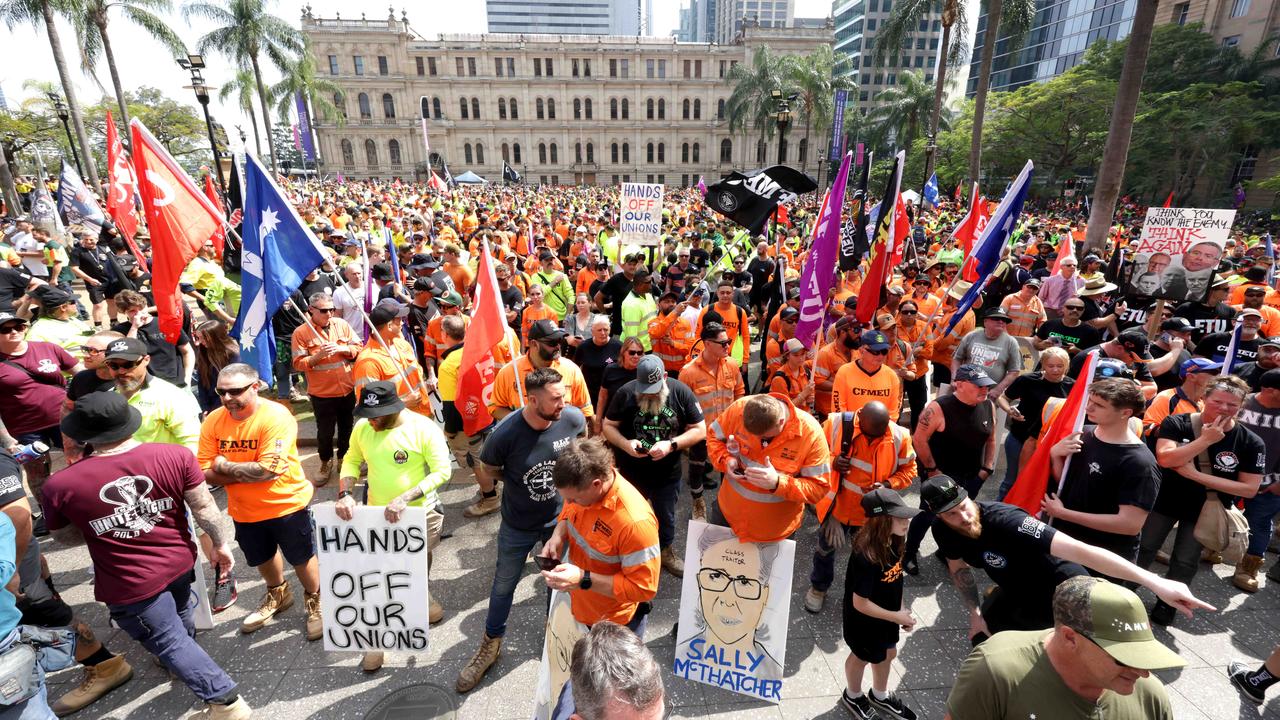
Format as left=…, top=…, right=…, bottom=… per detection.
left=661, top=547, right=684, bottom=577
left=455, top=634, right=503, bottom=693
left=241, top=582, right=294, bottom=634
left=51, top=655, right=133, bottom=716
left=304, top=591, right=323, bottom=640
left=1234, top=554, right=1265, bottom=593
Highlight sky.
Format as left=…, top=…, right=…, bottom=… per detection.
left=2, top=0, right=846, bottom=156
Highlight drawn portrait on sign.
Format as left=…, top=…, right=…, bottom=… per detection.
left=533, top=590, right=587, bottom=720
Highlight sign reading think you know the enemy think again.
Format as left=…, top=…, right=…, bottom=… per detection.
left=619, top=182, right=664, bottom=247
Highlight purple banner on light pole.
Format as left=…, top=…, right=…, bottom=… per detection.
left=295, top=92, right=316, bottom=162
left=856, top=142, right=865, bottom=167
left=795, top=150, right=853, bottom=348
left=829, top=89, right=848, bottom=163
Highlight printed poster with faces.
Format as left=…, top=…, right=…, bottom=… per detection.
left=1124, top=207, right=1235, bottom=304
left=673, top=520, right=796, bottom=703
left=533, top=590, right=587, bottom=720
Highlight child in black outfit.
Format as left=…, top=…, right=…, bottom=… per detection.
left=841, top=488, right=920, bottom=720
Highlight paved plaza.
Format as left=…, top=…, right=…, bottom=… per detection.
left=37, top=433, right=1280, bottom=719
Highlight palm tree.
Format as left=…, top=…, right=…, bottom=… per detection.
left=74, top=0, right=187, bottom=131
left=966, top=0, right=1036, bottom=182
left=218, top=68, right=264, bottom=157
left=725, top=46, right=794, bottom=166
left=184, top=0, right=303, bottom=173
left=869, top=70, right=939, bottom=152
left=787, top=45, right=855, bottom=173
left=270, top=43, right=344, bottom=165
left=1, top=0, right=101, bottom=187
left=1216, top=32, right=1280, bottom=92
left=875, top=0, right=969, bottom=189
left=1082, top=0, right=1160, bottom=255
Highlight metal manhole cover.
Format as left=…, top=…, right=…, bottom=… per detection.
left=365, top=683, right=457, bottom=720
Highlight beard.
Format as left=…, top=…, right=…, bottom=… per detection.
left=955, top=514, right=983, bottom=539
left=537, top=344, right=561, bottom=363
left=637, top=383, right=669, bottom=415
left=116, top=376, right=144, bottom=395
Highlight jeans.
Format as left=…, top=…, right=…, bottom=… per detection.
left=0, top=681, right=53, bottom=720
left=906, top=472, right=983, bottom=559
left=903, top=376, right=929, bottom=432
left=1244, top=489, right=1280, bottom=557
left=631, top=469, right=681, bottom=550
left=809, top=521, right=858, bottom=592
left=310, top=393, right=355, bottom=463
left=107, top=572, right=237, bottom=703
left=483, top=521, right=556, bottom=639
left=1136, top=510, right=1201, bottom=585
left=997, top=434, right=1026, bottom=501
left=687, top=441, right=709, bottom=496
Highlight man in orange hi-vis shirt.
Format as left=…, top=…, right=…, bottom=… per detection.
left=706, top=393, right=832, bottom=543
left=199, top=363, right=322, bottom=641
left=489, top=320, right=594, bottom=421
left=353, top=299, right=427, bottom=413
left=291, top=292, right=360, bottom=486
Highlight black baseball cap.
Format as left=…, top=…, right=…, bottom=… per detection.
left=1260, top=368, right=1280, bottom=390
left=368, top=299, right=410, bottom=326
left=920, top=474, right=968, bottom=514
left=1160, top=317, right=1193, bottom=333
left=354, top=380, right=404, bottom=418
left=954, top=364, right=996, bottom=387
left=528, top=319, right=567, bottom=342
left=104, top=337, right=148, bottom=362
left=862, top=488, right=920, bottom=519
left=1117, top=330, right=1152, bottom=360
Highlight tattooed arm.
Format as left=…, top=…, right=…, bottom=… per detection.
left=912, top=400, right=943, bottom=476
left=947, top=557, right=990, bottom=640
left=205, top=456, right=284, bottom=486
left=184, top=483, right=237, bottom=572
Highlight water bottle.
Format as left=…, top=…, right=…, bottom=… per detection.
left=726, top=434, right=745, bottom=476
left=12, top=441, right=49, bottom=465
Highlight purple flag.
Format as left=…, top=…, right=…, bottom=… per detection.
left=696, top=176, right=706, bottom=195
left=292, top=123, right=302, bottom=153
left=294, top=93, right=316, bottom=162
left=829, top=90, right=848, bottom=163
left=795, top=151, right=853, bottom=348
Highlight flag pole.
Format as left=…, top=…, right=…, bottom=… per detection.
left=334, top=281, right=432, bottom=406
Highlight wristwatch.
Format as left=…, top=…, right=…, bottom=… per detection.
left=579, top=570, right=593, bottom=590
left=337, top=490, right=353, bottom=500
left=670, top=438, right=679, bottom=451
left=981, top=466, right=995, bottom=476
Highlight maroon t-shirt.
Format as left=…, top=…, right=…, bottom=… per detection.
left=0, top=342, right=74, bottom=436
left=43, top=444, right=201, bottom=605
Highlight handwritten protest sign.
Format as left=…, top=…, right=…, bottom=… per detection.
left=673, top=521, right=795, bottom=703
left=619, top=182, right=663, bottom=246
left=1125, top=207, right=1236, bottom=303
left=314, top=504, right=430, bottom=653
left=532, top=591, right=587, bottom=720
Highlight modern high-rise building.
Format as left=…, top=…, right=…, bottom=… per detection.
left=832, top=0, right=945, bottom=113
left=486, top=0, right=649, bottom=36
left=964, top=0, right=1136, bottom=96
left=714, top=0, right=795, bottom=44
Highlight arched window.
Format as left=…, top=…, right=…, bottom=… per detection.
left=513, top=143, right=522, bottom=163
left=502, top=143, right=510, bottom=162
left=420, top=97, right=429, bottom=119
left=647, top=99, right=654, bottom=120
left=498, top=98, right=507, bottom=120
left=471, top=98, right=480, bottom=119
left=756, top=139, right=766, bottom=163
left=682, top=99, right=690, bottom=120
left=658, top=143, right=665, bottom=162
left=476, top=143, right=484, bottom=164
left=536, top=98, right=545, bottom=120
left=333, top=93, right=346, bottom=120
left=694, top=99, right=701, bottom=119
left=575, top=143, right=583, bottom=163
left=388, top=139, right=401, bottom=166
left=358, top=93, right=371, bottom=119
left=509, top=98, right=518, bottom=119
left=464, top=143, right=473, bottom=164
left=717, top=99, right=725, bottom=120
left=539, top=143, right=547, bottom=164
left=584, top=98, right=592, bottom=119
left=610, top=98, right=618, bottom=120
left=720, top=138, right=732, bottom=162
left=432, top=97, right=441, bottom=119
left=574, top=98, right=582, bottom=120
left=611, top=143, right=619, bottom=163
left=460, top=97, right=469, bottom=119
left=547, top=99, right=556, bottom=119
left=621, top=98, right=629, bottom=119
left=622, top=143, right=630, bottom=163
left=550, top=143, right=558, bottom=163
left=692, top=142, right=700, bottom=163
left=382, top=93, right=395, bottom=118
left=647, top=142, right=654, bottom=163
left=658, top=99, right=665, bottom=119
left=364, top=138, right=377, bottom=166
left=798, top=139, right=808, bottom=165
left=682, top=143, right=689, bottom=163
left=586, top=142, right=594, bottom=163
left=340, top=139, right=354, bottom=167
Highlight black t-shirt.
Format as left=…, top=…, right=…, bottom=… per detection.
left=0, top=267, right=30, bottom=312
left=1149, top=343, right=1191, bottom=392
left=1068, top=347, right=1154, bottom=383
left=690, top=247, right=710, bottom=269
left=110, top=319, right=190, bottom=386
left=70, top=244, right=112, bottom=282
left=601, top=363, right=637, bottom=410
left=599, top=272, right=633, bottom=334
left=1194, top=332, right=1258, bottom=366
left=1235, top=361, right=1271, bottom=393
left=1053, top=431, right=1162, bottom=560
left=1035, top=319, right=1101, bottom=351
left=499, top=285, right=525, bottom=329
left=478, top=406, right=587, bottom=531
left=605, top=378, right=704, bottom=480
left=933, top=501, right=1087, bottom=610
left=1004, top=373, right=1073, bottom=441
left=1152, top=413, right=1265, bottom=521
left=747, top=256, right=775, bottom=289
left=1172, top=301, right=1235, bottom=344
left=576, top=338, right=620, bottom=404
left=843, top=545, right=904, bottom=647
left=66, top=369, right=115, bottom=402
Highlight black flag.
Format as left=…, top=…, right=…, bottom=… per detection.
left=703, top=165, right=818, bottom=237
left=840, top=152, right=872, bottom=271
left=503, top=161, right=521, bottom=184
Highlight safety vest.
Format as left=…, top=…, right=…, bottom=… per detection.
left=620, top=292, right=658, bottom=350
left=648, top=312, right=693, bottom=371
left=816, top=414, right=916, bottom=526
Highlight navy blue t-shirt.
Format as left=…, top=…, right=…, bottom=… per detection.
left=479, top=406, right=587, bottom=531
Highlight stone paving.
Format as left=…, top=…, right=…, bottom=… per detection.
left=36, top=439, right=1280, bottom=719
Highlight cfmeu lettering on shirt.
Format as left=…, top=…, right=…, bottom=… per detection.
left=674, top=638, right=782, bottom=701
left=319, top=524, right=428, bottom=651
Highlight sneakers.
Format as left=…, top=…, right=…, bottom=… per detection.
left=804, top=587, right=826, bottom=614
left=691, top=496, right=707, bottom=522
left=211, top=567, right=237, bottom=614
left=190, top=697, right=253, bottom=719
left=304, top=591, right=323, bottom=641
left=1228, top=660, right=1267, bottom=706
left=429, top=594, right=444, bottom=625
left=241, top=582, right=293, bottom=634
left=316, top=460, right=333, bottom=487
left=867, top=691, right=919, bottom=720
left=1233, top=554, right=1265, bottom=593
left=52, top=655, right=133, bottom=716
left=1149, top=599, right=1177, bottom=627
left=661, top=547, right=685, bottom=577
left=464, top=492, right=500, bottom=518
left=361, top=651, right=385, bottom=673
left=455, top=634, right=503, bottom=693
left=840, top=690, right=875, bottom=720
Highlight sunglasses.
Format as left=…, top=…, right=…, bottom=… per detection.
left=311, top=307, right=336, bottom=314
left=217, top=383, right=256, bottom=398
left=864, top=348, right=889, bottom=356
left=624, top=350, right=643, bottom=356
left=900, top=310, right=918, bottom=315
left=79, top=346, right=105, bottom=355
left=0, top=324, right=26, bottom=334
left=106, top=359, right=143, bottom=371
left=1064, top=306, right=1085, bottom=311
left=708, top=339, right=732, bottom=347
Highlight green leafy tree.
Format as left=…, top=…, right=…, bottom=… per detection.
left=220, top=68, right=265, bottom=157
left=785, top=45, right=855, bottom=172
left=73, top=0, right=187, bottom=130
left=270, top=42, right=344, bottom=167
left=869, top=70, right=947, bottom=154
left=725, top=45, right=794, bottom=165
left=966, top=0, right=1036, bottom=182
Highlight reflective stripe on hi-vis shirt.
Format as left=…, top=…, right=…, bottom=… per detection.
left=655, top=351, right=685, bottom=363
left=566, top=521, right=660, bottom=567
left=726, top=473, right=786, bottom=504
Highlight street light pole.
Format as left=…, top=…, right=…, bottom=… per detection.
left=178, top=54, right=227, bottom=194
left=46, top=93, right=82, bottom=177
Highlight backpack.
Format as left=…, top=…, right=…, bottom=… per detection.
left=1142, top=390, right=1189, bottom=453
left=1189, top=413, right=1250, bottom=563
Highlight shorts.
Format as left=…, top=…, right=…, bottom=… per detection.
left=15, top=426, right=62, bottom=451
left=233, top=507, right=316, bottom=568
left=843, top=617, right=898, bottom=664
left=86, top=283, right=107, bottom=305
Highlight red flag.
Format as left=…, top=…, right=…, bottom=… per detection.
left=776, top=204, right=790, bottom=227
left=130, top=119, right=223, bottom=343
left=891, top=193, right=910, bottom=267
left=203, top=174, right=226, bottom=260
left=1004, top=352, right=1097, bottom=514
left=953, top=183, right=984, bottom=260
left=1050, top=231, right=1076, bottom=275
left=1163, top=191, right=1174, bottom=208
left=456, top=240, right=506, bottom=435
left=954, top=183, right=964, bottom=201
left=428, top=172, right=447, bottom=192
left=104, top=110, right=145, bottom=267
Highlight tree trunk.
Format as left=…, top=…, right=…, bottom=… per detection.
left=97, top=16, right=131, bottom=141
left=43, top=0, right=100, bottom=187
left=1082, top=0, right=1159, bottom=255
left=922, top=4, right=954, bottom=191
left=251, top=54, right=279, bottom=174
left=0, top=145, right=20, bottom=217
left=968, top=0, right=1003, bottom=184
left=248, top=103, right=264, bottom=158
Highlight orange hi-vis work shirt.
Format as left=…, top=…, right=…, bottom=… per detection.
left=198, top=400, right=313, bottom=523
left=925, top=308, right=975, bottom=366
left=768, top=362, right=811, bottom=405
left=707, top=393, right=832, bottom=543
left=521, top=304, right=561, bottom=349
left=558, top=471, right=660, bottom=626
left=895, top=320, right=933, bottom=379
left=906, top=292, right=940, bottom=319
left=816, top=413, right=916, bottom=527
left=425, top=312, right=470, bottom=364
left=648, top=312, right=693, bottom=372
left=353, top=336, right=426, bottom=406
left=678, top=355, right=744, bottom=427
left=832, top=360, right=903, bottom=420
left=488, top=355, right=595, bottom=417
left=696, top=302, right=751, bottom=366
left=291, top=318, right=359, bottom=398
left=814, top=341, right=853, bottom=416
left=1000, top=293, right=1046, bottom=337
left=1142, top=387, right=1202, bottom=437
left=764, top=336, right=794, bottom=377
